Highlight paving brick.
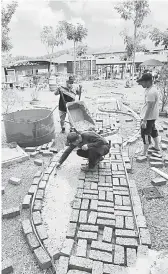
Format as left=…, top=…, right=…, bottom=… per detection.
left=76, top=189, right=83, bottom=199
left=92, top=261, right=103, bottom=274
left=39, top=180, right=47, bottom=190
left=151, top=177, right=167, bottom=186
left=136, top=156, right=147, bottom=163
left=28, top=185, right=37, bottom=195
left=25, top=147, right=36, bottom=152
left=115, top=205, right=131, bottom=211
left=125, top=217, right=134, bottom=230
left=30, top=151, right=39, bottom=157
left=122, top=196, right=131, bottom=206
left=83, top=189, right=98, bottom=195
left=116, top=237, right=138, bottom=247
left=3, top=207, right=20, bottom=219
left=22, top=194, right=31, bottom=209
left=139, top=228, right=151, bottom=247
left=66, top=223, right=77, bottom=239
left=98, top=212, right=115, bottom=220
left=120, top=178, right=128, bottom=186
left=114, top=195, right=122, bottom=205
left=77, top=231, right=97, bottom=242
left=70, top=209, right=79, bottom=223
left=113, top=190, right=129, bottom=196
left=33, top=211, right=42, bottom=226
left=161, top=144, right=167, bottom=150
left=126, top=248, right=137, bottom=267
left=112, top=171, right=125, bottom=176
left=34, top=246, right=51, bottom=270
left=76, top=239, right=87, bottom=257
left=22, top=219, right=32, bottom=235
left=103, top=264, right=129, bottom=274
left=69, top=256, right=93, bottom=272
left=90, top=200, right=98, bottom=211
left=91, top=182, right=98, bottom=190
left=78, top=172, right=86, bottom=180
left=91, top=240, right=113, bottom=253
left=103, top=227, right=113, bottom=243
left=79, top=224, right=98, bottom=232
left=43, top=239, right=60, bottom=260
left=79, top=210, right=88, bottom=224
left=2, top=259, right=13, bottom=274
left=149, top=156, right=162, bottom=162
left=115, top=229, right=137, bottom=238
left=26, top=232, right=40, bottom=251
left=32, top=177, right=41, bottom=185
left=42, top=174, right=49, bottom=181
left=115, top=210, right=132, bottom=217
left=36, top=189, right=44, bottom=200
left=44, top=166, right=54, bottom=175
left=99, top=176, right=105, bottom=184
left=68, top=270, right=89, bottom=274
left=106, top=192, right=113, bottom=202
left=73, top=199, right=82, bottom=209
left=49, top=161, right=56, bottom=168
left=88, top=211, right=97, bottom=224
left=112, top=163, right=118, bottom=171
left=114, top=244, right=125, bottom=265
left=34, top=159, right=43, bottom=166
left=8, top=177, right=21, bottom=185
left=113, top=186, right=128, bottom=191
left=136, top=215, right=147, bottom=228
left=99, top=190, right=106, bottom=201
left=161, top=138, right=168, bottom=144
left=83, top=181, right=91, bottom=189
left=98, top=207, right=114, bottom=214
left=42, top=150, right=53, bottom=156
left=97, top=219, right=115, bottom=228
left=33, top=199, right=42, bottom=212
left=61, top=239, right=74, bottom=257
left=98, top=187, right=113, bottom=192
left=98, top=201, right=114, bottom=208
left=115, top=216, right=124, bottom=229
left=150, top=162, right=163, bottom=168
left=89, top=249, right=112, bottom=263
left=36, top=225, right=48, bottom=241
left=106, top=176, right=112, bottom=183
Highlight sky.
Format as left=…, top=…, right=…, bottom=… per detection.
left=4, top=0, right=168, bottom=57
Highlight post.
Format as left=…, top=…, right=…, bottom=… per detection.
left=73, top=40, right=76, bottom=76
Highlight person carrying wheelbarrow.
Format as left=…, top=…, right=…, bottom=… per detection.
left=54, top=131, right=110, bottom=173
left=55, top=76, right=82, bottom=133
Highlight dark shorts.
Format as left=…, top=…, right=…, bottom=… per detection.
left=141, top=120, right=158, bottom=144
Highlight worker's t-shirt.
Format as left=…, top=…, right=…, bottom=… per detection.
left=140, top=86, right=159, bottom=120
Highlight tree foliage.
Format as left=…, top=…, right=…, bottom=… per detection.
left=1, top=1, right=18, bottom=52
left=76, top=43, right=88, bottom=57
left=150, top=28, right=168, bottom=49
left=40, top=23, right=66, bottom=61
left=61, top=21, right=88, bottom=43
left=157, top=65, right=168, bottom=111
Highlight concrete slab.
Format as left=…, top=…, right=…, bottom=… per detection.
left=2, top=145, right=29, bottom=167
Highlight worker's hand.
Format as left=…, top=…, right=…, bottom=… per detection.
left=82, top=144, right=88, bottom=151
left=141, top=120, right=147, bottom=129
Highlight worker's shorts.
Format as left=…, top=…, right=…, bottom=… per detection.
left=59, top=110, right=66, bottom=123
left=141, top=120, right=158, bottom=144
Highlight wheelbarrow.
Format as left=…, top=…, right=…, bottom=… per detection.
left=66, top=101, right=95, bottom=133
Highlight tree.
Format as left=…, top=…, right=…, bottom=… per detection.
left=150, top=28, right=168, bottom=49
left=1, top=1, right=18, bottom=52
left=40, top=23, right=66, bottom=69
left=61, top=21, right=88, bottom=75
left=115, top=0, right=150, bottom=85
left=157, top=65, right=168, bottom=112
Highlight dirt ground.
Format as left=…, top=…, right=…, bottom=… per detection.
left=1, top=79, right=168, bottom=273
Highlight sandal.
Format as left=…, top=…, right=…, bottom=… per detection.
left=149, top=146, right=160, bottom=152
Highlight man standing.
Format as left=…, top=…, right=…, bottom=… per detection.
left=55, top=131, right=110, bottom=172
left=55, top=76, right=80, bottom=133
left=137, top=73, right=160, bottom=156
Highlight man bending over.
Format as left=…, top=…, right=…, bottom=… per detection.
left=55, top=131, right=110, bottom=172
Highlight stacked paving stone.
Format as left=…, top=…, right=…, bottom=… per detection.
left=56, top=145, right=150, bottom=274
left=94, top=113, right=118, bottom=137
left=24, top=139, right=57, bottom=158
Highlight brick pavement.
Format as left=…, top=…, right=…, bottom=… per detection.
left=62, top=144, right=150, bottom=273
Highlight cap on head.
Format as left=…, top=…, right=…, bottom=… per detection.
left=67, top=132, right=78, bottom=143
left=137, top=73, right=152, bottom=83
